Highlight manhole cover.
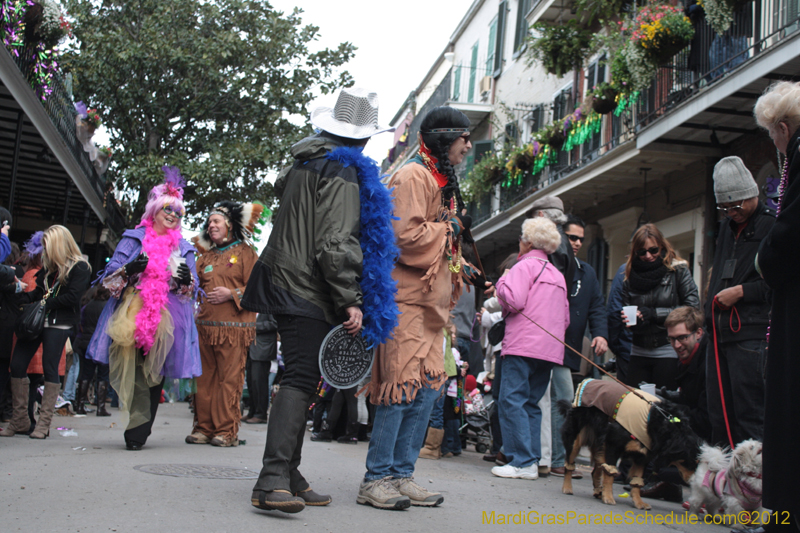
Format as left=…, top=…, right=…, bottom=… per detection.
left=134, top=464, right=258, bottom=479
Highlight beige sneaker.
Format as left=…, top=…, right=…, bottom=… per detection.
left=357, top=477, right=411, bottom=510
left=185, top=432, right=210, bottom=444
left=210, top=435, right=239, bottom=447
left=392, top=477, right=443, bottom=507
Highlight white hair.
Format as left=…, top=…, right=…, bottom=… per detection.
left=521, top=217, right=561, bottom=254
left=754, top=81, right=800, bottom=134
left=537, top=208, right=567, bottom=226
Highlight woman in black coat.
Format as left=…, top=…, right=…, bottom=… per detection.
left=0, top=226, right=90, bottom=439
left=73, top=285, right=111, bottom=416
left=754, top=81, right=800, bottom=532
left=621, top=223, right=700, bottom=390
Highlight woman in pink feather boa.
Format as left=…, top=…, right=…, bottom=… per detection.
left=87, top=166, right=201, bottom=450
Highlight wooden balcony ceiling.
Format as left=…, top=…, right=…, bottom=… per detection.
left=0, top=86, right=103, bottom=228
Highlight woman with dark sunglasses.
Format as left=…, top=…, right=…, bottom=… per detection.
left=620, top=224, right=699, bottom=390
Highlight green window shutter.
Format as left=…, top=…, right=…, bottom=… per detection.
left=493, top=1, right=507, bottom=77
left=486, top=18, right=497, bottom=74
left=514, top=0, right=531, bottom=52
left=468, top=42, right=479, bottom=103
left=453, top=65, right=462, bottom=101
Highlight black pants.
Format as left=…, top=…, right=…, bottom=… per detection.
left=615, top=355, right=630, bottom=385
left=0, top=323, right=15, bottom=416
left=245, top=356, right=271, bottom=419
left=490, top=353, right=504, bottom=453
left=706, top=339, right=766, bottom=446
left=327, top=386, right=358, bottom=435
left=11, top=327, right=72, bottom=383
left=78, top=349, right=109, bottom=383
left=275, top=315, right=330, bottom=394
left=625, top=354, right=678, bottom=390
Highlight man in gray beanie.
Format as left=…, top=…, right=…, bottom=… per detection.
left=704, top=155, right=775, bottom=446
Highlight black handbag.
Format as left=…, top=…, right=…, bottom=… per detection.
left=16, top=300, right=47, bottom=340
left=487, top=320, right=505, bottom=346
left=15, top=280, right=58, bottom=340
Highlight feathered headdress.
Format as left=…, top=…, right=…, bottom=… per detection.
left=192, top=200, right=270, bottom=253
left=24, top=231, right=45, bottom=255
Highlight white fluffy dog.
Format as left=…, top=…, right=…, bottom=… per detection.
left=688, top=439, right=763, bottom=529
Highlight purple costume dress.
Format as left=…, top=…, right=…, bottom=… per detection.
left=87, top=228, right=201, bottom=378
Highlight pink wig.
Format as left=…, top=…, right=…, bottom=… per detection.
left=140, top=165, right=187, bottom=224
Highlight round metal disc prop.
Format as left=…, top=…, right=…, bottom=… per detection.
left=319, top=325, right=375, bottom=388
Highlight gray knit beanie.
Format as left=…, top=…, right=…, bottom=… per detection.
left=713, top=156, right=758, bottom=204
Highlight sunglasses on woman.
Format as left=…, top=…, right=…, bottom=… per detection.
left=162, top=205, right=183, bottom=219
left=636, top=246, right=660, bottom=257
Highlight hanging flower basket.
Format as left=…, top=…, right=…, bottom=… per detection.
left=549, top=130, right=565, bottom=151
left=627, top=4, right=694, bottom=66
left=592, top=84, right=619, bottom=115
left=513, top=150, right=536, bottom=172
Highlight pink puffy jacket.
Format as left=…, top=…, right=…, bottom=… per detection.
left=495, top=249, right=569, bottom=364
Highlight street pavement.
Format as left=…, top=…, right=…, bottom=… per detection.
left=1, top=401, right=727, bottom=533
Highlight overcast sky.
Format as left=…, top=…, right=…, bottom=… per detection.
left=269, top=0, right=474, bottom=163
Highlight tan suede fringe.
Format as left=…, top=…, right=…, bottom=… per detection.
left=196, top=324, right=255, bottom=347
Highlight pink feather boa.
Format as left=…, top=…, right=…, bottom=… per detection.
left=135, top=219, right=181, bottom=354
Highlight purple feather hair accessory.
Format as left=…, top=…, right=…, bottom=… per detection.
left=75, top=101, right=88, bottom=119
left=161, top=165, right=186, bottom=199
left=24, top=231, right=44, bottom=255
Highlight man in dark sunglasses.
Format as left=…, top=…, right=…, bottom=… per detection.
left=548, top=215, right=608, bottom=478
left=705, top=156, right=775, bottom=447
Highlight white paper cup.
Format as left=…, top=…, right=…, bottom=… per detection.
left=623, top=305, right=638, bottom=326
left=640, top=383, right=656, bottom=396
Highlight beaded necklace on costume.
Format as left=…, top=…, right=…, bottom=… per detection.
left=766, top=153, right=790, bottom=344
left=418, top=142, right=462, bottom=274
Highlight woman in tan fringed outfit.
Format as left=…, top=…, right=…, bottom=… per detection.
left=358, top=106, right=483, bottom=510
left=185, top=201, right=263, bottom=447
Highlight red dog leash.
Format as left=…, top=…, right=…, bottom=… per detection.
left=711, top=296, right=741, bottom=450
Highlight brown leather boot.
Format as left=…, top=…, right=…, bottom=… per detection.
left=0, top=378, right=30, bottom=437
left=30, top=382, right=60, bottom=439
left=95, top=381, right=111, bottom=417
left=74, top=380, right=90, bottom=415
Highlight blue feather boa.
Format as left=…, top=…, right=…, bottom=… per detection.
left=326, top=146, right=400, bottom=348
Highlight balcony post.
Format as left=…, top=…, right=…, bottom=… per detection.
left=62, top=180, right=73, bottom=225
left=7, top=111, right=24, bottom=212
left=80, top=208, right=89, bottom=251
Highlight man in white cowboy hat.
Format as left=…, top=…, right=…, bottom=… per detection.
left=242, top=87, right=394, bottom=514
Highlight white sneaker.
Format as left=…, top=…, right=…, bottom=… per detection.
left=491, top=463, right=539, bottom=480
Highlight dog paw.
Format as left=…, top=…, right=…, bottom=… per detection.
left=634, top=500, right=651, bottom=510
left=562, top=488, right=573, bottom=495
left=602, top=496, right=616, bottom=505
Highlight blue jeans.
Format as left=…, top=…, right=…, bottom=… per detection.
left=498, top=355, right=554, bottom=468
left=63, top=352, right=80, bottom=401
left=550, top=364, right=575, bottom=468
left=429, top=389, right=445, bottom=429
left=364, top=379, right=442, bottom=481
left=442, top=418, right=462, bottom=455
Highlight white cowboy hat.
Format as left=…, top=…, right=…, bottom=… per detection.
left=310, top=87, right=395, bottom=139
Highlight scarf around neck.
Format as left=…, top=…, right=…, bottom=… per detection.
left=628, top=256, right=669, bottom=293
left=325, top=146, right=400, bottom=348
left=135, top=219, right=181, bottom=354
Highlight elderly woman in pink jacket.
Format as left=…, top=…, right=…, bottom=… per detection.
left=491, top=216, right=569, bottom=480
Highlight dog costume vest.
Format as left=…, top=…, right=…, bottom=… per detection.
left=573, top=378, right=660, bottom=450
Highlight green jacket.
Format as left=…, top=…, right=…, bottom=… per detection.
left=242, top=134, right=363, bottom=324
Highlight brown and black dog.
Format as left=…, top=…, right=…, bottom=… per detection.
left=559, top=379, right=702, bottom=510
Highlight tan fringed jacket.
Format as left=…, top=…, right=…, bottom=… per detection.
left=366, top=162, right=461, bottom=405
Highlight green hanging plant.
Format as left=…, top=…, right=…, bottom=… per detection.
left=461, top=152, right=506, bottom=203
left=527, top=20, right=594, bottom=77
